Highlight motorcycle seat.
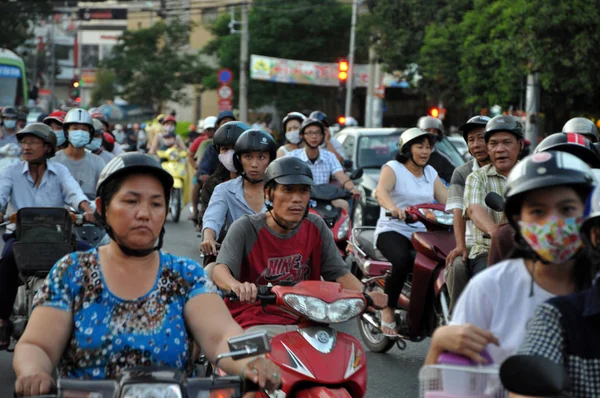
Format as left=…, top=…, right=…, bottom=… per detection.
left=311, top=184, right=351, bottom=201
left=355, top=229, right=388, bottom=262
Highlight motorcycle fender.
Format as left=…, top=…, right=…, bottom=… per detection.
left=172, top=178, right=183, bottom=189
left=434, top=266, right=446, bottom=296
left=295, top=387, right=352, bottom=398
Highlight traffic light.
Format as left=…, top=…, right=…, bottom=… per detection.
left=429, top=107, right=440, bottom=118
left=338, top=116, right=346, bottom=125
left=338, top=60, right=349, bottom=83
left=70, top=75, right=80, bottom=101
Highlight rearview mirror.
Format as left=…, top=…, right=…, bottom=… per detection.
left=500, top=355, right=569, bottom=396
left=350, top=168, right=363, bottom=180
left=485, top=192, right=505, bottom=212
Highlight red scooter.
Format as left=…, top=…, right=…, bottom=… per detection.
left=309, top=185, right=353, bottom=257
left=226, top=280, right=371, bottom=397
left=345, top=203, right=454, bottom=353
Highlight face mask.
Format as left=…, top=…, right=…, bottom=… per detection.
left=218, top=149, right=237, bottom=173
left=165, top=125, right=175, bottom=134
left=54, top=130, right=66, bottom=146
left=4, top=120, right=16, bottom=129
left=86, top=137, right=103, bottom=152
left=68, top=130, right=91, bottom=148
left=519, top=216, right=583, bottom=264
left=285, top=130, right=301, bottom=145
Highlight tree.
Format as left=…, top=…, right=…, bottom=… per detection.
left=91, top=68, right=117, bottom=105
left=202, top=0, right=359, bottom=114
left=103, top=19, right=212, bottom=112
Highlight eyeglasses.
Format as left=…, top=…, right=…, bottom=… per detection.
left=304, top=131, right=323, bottom=137
left=20, top=140, right=43, bottom=147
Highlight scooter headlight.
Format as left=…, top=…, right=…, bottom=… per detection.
left=337, top=218, right=350, bottom=240
left=283, top=294, right=365, bottom=323
left=419, top=208, right=454, bottom=226
left=122, top=383, right=183, bottom=398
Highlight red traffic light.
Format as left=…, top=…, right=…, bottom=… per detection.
left=75, top=97, right=81, bottom=103
left=338, top=116, right=346, bottom=125
left=429, top=107, right=440, bottom=118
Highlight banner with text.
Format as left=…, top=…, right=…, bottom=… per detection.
left=250, top=55, right=369, bottom=87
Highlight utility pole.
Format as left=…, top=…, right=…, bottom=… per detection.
left=49, top=15, right=56, bottom=110
left=344, top=0, right=358, bottom=119
left=525, top=72, right=540, bottom=147
left=365, top=46, right=376, bottom=127
left=159, top=0, right=166, bottom=19
left=239, top=3, right=249, bottom=123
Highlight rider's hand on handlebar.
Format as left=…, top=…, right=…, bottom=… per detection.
left=365, top=290, right=387, bottom=310
left=350, top=187, right=361, bottom=198
left=15, top=372, right=56, bottom=397
left=431, top=324, right=500, bottom=364
left=231, top=282, right=258, bottom=304
left=243, top=357, right=282, bottom=391
left=389, top=207, right=405, bottom=220
left=446, top=245, right=468, bottom=268
left=83, top=210, right=96, bottom=223
left=200, top=238, right=218, bottom=256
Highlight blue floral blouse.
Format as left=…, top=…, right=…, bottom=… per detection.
left=33, top=249, right=218, bottom=379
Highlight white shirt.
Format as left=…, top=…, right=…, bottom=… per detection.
left=287, top=148, right=343, bottom=185
left=374, top=161, right=437, bottom=243
left=451, top=258, right=555, bottom=364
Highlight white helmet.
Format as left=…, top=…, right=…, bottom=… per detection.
left=398, top=128, right=434, bottom=152
left=197, top=118, right=204, bottom=130
left=203, top=116, right=217, bottom=130
left=63, top=108, right=95, bottom=134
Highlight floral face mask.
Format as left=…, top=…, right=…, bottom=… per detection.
left=519, top=216, right=583, bottom=264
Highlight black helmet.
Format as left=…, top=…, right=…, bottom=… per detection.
left=459, top=115, right=491, bottom=141
left=282, top=112, right=306, bottom=131
left=1, top=107, right=17, bottom=119
left=216, top=110, right=236, bottom=127
left=300, top=118, right=325, bottom=137
left=309, top=111, right=329, bottom=127
left=264, top=157, right=314, bottom=187
left=96, top=153, right=174, bottom=198
left=504, top=151, right=595, bottom=228
left=17, top=112, right=27, bottom=122
left=484, top=115, right=524, bottom=142
left=16, top=122, right=58, bottom=158
left=233, top=129, right=277, bottom=174
left=562, top=117, right=599, bottom=143
left=213, top=121, right=250, bottom=152
left=535, top=133, right=600, bottom=168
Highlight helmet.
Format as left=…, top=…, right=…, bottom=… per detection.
left=91, top=112, right=109, bottom=130
left=16, top=122, right=57, bottom=158
left=282, top=112, right=306, bottom=131
left=96, top=153, right=174, bottom=198
left=535, top=133, right=600, bottom=168
left=344, top=116, right=358, bottom=127
left=563, top=117, right=598, bottom=142
left=484, top=115, right=524, bottom=142
left=264, top=156, right=314, bottom=187
left=459, top=115, right=491, bottom=141
left=582, top=185, right=600, bottom=235
left=233, top=129, right=277, bottom=174
left=504, top=151, right=595, bottom=227
left=43, top=110, right=66, bottom=126
left=63, top=108, right=95, bottom=135
left=203, top=116, right=217, bottom=130
left=216, top=110, right=236, bottom=127
left=398, top=128, right=434, bottom=152
left=162, top=115, right=176, bottom=125
left=92, top=119, right=105, bottom=135
left=417, top=116, right=444, bottom=133
left=309, top=111, right=329, bottom=127
left=102, top=132, right=115, bottom=152
left=1, top=107, right=17, bottom=119
left=213, top=121, right=250, bottom=151
left=17, top=112, right=26, bottom=122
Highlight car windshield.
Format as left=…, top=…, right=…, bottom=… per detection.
left=436, top=137, right=465, bottom=167
left=356, top=134, right=401, bottom=169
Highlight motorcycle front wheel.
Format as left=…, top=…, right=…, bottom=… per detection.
left=171, top=188, right=182, bottom=223
left=357, top=283, right=395, bottom=353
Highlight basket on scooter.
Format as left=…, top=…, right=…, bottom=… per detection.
left=13, top=208, right=75, bottom=275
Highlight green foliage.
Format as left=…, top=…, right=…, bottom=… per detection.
left=202, top=0, right=357, bottom=113
left=103, top=19, right=212, bottom=112
left=91, top=68, right=117, bottom=106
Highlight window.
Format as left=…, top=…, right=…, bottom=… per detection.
left=342, top=135, right=356, bottom=162
left=356, top=133, right=401, bottom=169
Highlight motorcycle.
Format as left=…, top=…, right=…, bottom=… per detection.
left=24, top=331, right=271, bottom=398
left=157, top=147, right=188, bottom=223
left=225, top=280, right=372, bottom=397
left=4, top=208, right=81, bottom=348
left=309, top=168, right=363, bottom=257
left=500, top=355, right=568, bottom=397
left=346, top=203, right=454, bottom=353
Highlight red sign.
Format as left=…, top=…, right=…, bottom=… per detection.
left=218, top=99, right=232, bottom=112
left=39, top=89, right=51, bottom=96
left=218, top=85, right=233, bottom=100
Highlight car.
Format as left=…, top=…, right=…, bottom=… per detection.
left=26, top=106, right=44, bottom=125
left=448, top=135, right=472, bottom=160
left=336, top=127, right=465, bottom=227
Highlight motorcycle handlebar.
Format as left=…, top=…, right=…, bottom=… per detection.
left=384, top=211, right=417, bottom=224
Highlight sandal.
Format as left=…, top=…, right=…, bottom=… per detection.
left=0, top=319, right=12, bottom=350
left=380, top=320, right=400, bottom=337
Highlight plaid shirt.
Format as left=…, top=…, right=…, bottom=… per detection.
left=287, top=148, right=343, bottom=185
left=518, top=281, right=600, bottom=398
left=463, top=164, right=508, bottom=259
